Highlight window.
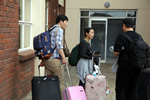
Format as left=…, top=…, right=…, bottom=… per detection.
left=19, top=0, right=32, bottom=51
left=80, top=10, right=137, bottom=18
left=81, top=11, right=89, bottom=16
left=45, top=0, right=49, bottom=31
left=90, top=11, right=127, bottom=17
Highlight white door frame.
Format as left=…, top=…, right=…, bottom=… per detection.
left=89, top=17, right=108, bottom=63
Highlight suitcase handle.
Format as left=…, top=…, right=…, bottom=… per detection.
left=38, top=60, right=47, bottom=76
left=38, top=65, right=46, bottom=76
left=91, top=53, right=101, bottom=75
left=38, top=65, right=41, bottom=76
left=60, top=63, right=73, bottom=88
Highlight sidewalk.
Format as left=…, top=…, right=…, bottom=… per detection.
left=21, top=63, right=116, bottom=100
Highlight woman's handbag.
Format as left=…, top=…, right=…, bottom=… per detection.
left=63, top=38, right=70, bottom=57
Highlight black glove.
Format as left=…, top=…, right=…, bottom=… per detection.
left=95, top=51, right=100, bottom=54
left=94, top=56, right=99, bottom=65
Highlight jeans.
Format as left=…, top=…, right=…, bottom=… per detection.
left=115, top=65, right=141, bottom=100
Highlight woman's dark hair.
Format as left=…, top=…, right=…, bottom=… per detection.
left=84, top=27, right=93, bottom=37
left=56, top=15, right=68, bottom=24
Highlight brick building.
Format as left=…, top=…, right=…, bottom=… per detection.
left=0, top=0, right=66, bottom=99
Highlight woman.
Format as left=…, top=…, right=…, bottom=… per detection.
left=77, top=27, right=98, bottom=89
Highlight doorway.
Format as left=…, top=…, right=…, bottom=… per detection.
left=89, top=18, right=124, bottom=63
left=89, top=18, right=107, bottom=62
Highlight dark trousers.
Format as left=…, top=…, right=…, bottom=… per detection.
left=79, top=80, right=85, bottom=89
left=116, top=66, right=141, bottom=100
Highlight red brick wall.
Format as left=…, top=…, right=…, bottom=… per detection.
left=0, top=0, right=34, bottom=99
left=59, top=0, right=65, bottom=15
left=48, top=0, right=66, bottom=28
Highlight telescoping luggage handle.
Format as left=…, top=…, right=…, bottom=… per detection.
left=91, top=53, right=101, bottom=74
left=38, top=65, right=42, bottom=76
left=60, top=63, right=73, bottom=88
left=38, top=65, right=47, bottom=76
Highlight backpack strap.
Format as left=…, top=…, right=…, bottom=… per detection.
left=48, top=26, right=56, bottom=32
left=54, top=28, right=59, bottom=49
left=122, top=33, right=143, bottom=43
left=55, top=28, right=59, bottom=36
left=122, top=33, right=133, bottom=43
left=49, top=27, right=59, bottom=50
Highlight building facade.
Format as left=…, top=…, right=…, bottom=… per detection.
left=1, top=0, right=150, bottom=99
left=65, top=0, right=150, bottom=63
left=0, top=0, right=65, bottom=99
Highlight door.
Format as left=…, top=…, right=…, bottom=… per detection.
left=89, top=18, right=107, bottom=62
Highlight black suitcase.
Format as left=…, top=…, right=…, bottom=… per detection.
left=138, top=70, right=150, bottom=100
left=31, top=65, right=61, bottom=100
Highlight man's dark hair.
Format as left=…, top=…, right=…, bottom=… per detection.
left=56, top=15, right=68, bottom=24
left=123, top=18, right=135, bottom=28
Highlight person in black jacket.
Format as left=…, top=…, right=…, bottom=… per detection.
left=114, top=18, right=143, bottom=100
left=77, top=27, right=98, bottom=89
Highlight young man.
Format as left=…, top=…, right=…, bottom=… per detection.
left=43, top=15, right=68, bottom=99
left=114, top=18, right=142, bottom=100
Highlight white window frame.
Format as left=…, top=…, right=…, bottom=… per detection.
left=19, top=0, right=32, bottom=52
left=45, top=0, right=49, bottom=31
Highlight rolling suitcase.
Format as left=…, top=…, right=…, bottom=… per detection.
left=31, top=65, right=61, bottom=100
left=138, top=69, right=150, bottom=100
left=61, top=63, right=87, bottom=100
left=85, top=54, right=106, bottom=100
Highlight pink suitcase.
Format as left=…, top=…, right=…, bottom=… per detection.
left=61, top=63, right=87, bottom=100
left=85, top=54, right=106, bottom=100
left=63, top=86, right=87, bottom=100
left=85, top=74, right=106, bottom=100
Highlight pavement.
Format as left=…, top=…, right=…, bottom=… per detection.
left=21, top=63, right=116, bottom=100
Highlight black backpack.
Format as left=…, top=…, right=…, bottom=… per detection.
left=122, top=34, right=150, bottom=70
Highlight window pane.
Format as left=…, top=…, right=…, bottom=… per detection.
left=19, top=0, right=23, bottom=21
left=91, top=21, right=106, bottom=60
left=19, top=25, right=23, bottom=49
left=127, top=11, right=136, bottom=17
left=25, top=0, right=31, bottom=22
left=24, top=25, right=31, bottom=48
left=45, top=8, right=48, bottom=25
left=45, top=25, right=48, bottom=31
left=81, top=11, right=89, bottom=16
left=90, top=11, right=126, bottom=17
left=80, top=18, right=89, bottom=41
left=45, top=0, right=49, bottom=31
left=107, top=19, right=123, bottom=62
